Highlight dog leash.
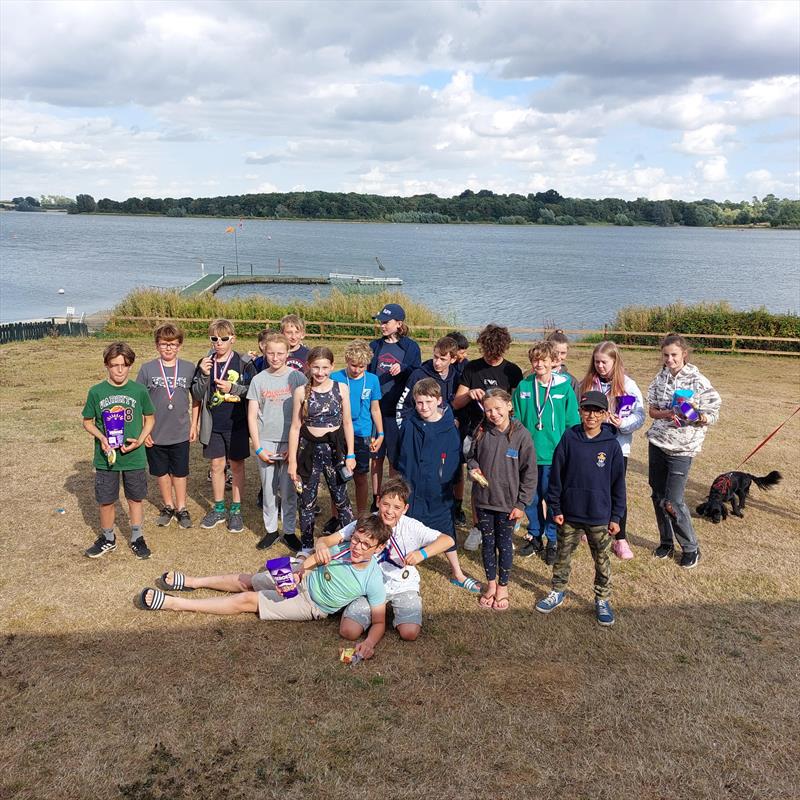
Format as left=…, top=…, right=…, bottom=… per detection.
left=736, top=405, right=800, bottom=469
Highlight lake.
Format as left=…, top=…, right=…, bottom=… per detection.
left=1, top=211, right=798, bottom=327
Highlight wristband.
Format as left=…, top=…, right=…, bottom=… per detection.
left=376, top=431, right=384, bottom=437
left=346, top=453, right=355, bottom=459
left=419, top=548, right=428, bottom=560
left=255, top=447, right=264, bottom=455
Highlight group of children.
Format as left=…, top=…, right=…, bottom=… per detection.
left=81, top=308, right=720, bottom=646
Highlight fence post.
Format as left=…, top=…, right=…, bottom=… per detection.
left=250, top=263, right=253, bottom=276
left=731, top=334, right=737, bottom=353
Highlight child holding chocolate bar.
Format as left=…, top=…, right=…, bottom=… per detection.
left=466, top=388, right=537, bottom=611
left=579, top=341, right=644, bottom=560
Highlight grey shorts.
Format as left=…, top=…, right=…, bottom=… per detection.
left=95, top=469, right=147, bottom=504
left=343, top=590, right=422, bottom=630
left=251, top=571, right=328, bottom=621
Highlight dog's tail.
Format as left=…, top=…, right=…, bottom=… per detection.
left=749, top=470, right=782, bottom=490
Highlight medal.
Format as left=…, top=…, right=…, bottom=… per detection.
left=536, top=423, right=543, bottom=431
left=158, top=359, right=178, bottom=411
left=168, top=403, right=173, bottom=410
left=324, top=570, right=332, bottom=581
left=402, top=569, right=409, bottom=580
left=534, top=375, right=552, bottom=432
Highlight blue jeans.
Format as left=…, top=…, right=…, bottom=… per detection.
left=525, top=464, right=556, bottom=544
left=648, top=443, right=698, bottom=553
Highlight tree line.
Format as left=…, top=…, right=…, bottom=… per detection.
left=12, top=189, right=800, bottom=227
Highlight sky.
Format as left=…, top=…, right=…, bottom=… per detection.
left=1, top=0, right=799, bottom=203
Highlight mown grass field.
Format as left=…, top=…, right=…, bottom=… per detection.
left=1, top=335, right=798, bottom=800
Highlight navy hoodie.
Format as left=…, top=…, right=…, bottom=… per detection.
left=396, top=405, right=460, bottom=533
left=395, top=359, right=458, bottom=423
left=369, top=336, right=422, bottom=414
left=547, top=422, right=626, bottom=526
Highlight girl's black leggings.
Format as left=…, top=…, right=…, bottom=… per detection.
left=299, top=443, right=353, bottom=549
left=477, top=507, right=515, bottom=586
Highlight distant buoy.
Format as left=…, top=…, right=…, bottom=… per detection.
left=58, top=288, right=65, bottom=294
left=267, top=235, right=272, bottom=240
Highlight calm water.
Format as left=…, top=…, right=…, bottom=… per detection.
left=1, top=211, right=798, bottom=327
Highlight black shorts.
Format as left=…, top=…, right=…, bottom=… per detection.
left=146, top=441, right=190, bottom=478
left=95, top=469, right=148, bottom=505
left=203, top=427, right=250, bottom=461
left=354, top=436, right=372, bottom=474
left=375, top=415, right=400, bottom=467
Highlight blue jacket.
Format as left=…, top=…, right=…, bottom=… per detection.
left=396, top=405, right=460, bottom=533
left=395, top=359, right=458, bottom=423
left=547, top=423, right=626, bottom=526
left=369, top=336, right=422, bottom=413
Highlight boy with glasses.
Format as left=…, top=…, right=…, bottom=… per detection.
left=136, top=323, right=199, bottom=529
left=535, top=391, right=626, bottom=626
left=191, top=319, right=256, bottom=533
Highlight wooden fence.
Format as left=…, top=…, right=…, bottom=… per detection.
left=0, top=319, right=90, bottom=344
left=103, top=316, right=800, bottom=355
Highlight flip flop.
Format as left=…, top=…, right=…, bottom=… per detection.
left=450, top=577, right=482, bottom=594
left=492, top=595, right=510, bottom=612
left=478, top=592, right=496, bottom=609
left=156, top=571, right=193, bottom=592
left=139, top=587, right=167, bottom=611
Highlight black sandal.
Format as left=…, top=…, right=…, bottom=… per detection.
left=139, top=587, right=167, bottom=611
left=155, top=571, right=193, bottom=592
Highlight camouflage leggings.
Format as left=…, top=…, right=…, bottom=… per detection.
left=551, top=521, right=612, bottom=599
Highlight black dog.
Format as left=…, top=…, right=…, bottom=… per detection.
left=696, top=470, right=782, bottom=523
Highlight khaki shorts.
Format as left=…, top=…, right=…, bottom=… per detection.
left=251, top=571, right=328, bottom=621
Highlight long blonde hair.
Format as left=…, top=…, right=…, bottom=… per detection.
left=580, top=341, right=627, bottom=399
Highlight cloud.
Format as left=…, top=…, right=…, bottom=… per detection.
left=674, top=124, right=737, bottom=156
left=697, top=156, right=728, bottom=183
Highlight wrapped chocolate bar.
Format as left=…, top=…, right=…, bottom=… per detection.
left=470, top=469, right=489, bottom=488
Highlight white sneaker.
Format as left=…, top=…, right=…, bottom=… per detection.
left=464, top=527, right=482, bottom=551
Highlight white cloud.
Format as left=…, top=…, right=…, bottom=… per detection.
left=697, top=156, right=729, bottom=183
left=674, top=124, right=737, bottom=156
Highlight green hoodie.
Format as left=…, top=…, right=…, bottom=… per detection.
left=512, top=372, right=580, bottom=465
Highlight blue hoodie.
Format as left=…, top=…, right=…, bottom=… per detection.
left=396, top=405, right=460, bottom=533
left=395, top=359, right=458, bottom=423
left=547, top=422, right=626, bottom=526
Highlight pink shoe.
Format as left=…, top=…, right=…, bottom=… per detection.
left=581, top=534, right=587, bottom=543
left=613, top=539, right=634, bottom=560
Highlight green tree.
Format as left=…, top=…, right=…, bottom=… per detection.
left=75, top=194, right=96, bottom=213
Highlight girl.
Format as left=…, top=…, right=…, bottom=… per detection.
left=646, top=333, right=721, bottom=569
left=288, top=347, right=357, bottom=554
left=579, top=341, right=645, bottom=560
left=467, top=389, right=537, bottom=611
left=368, top=304, right=421, bottom=500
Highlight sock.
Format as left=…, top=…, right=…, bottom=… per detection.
left=130, top=525, right=143, bottom=542
left=230, top=502, right=241, bottom=515
left=214, top=500, right=226, bottom=513
left=101, top=527, right=115, bottom=542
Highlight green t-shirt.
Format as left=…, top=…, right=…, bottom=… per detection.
left=305, top=543, right=386, bottom=614
left=82, top=379, right=155, bottom=471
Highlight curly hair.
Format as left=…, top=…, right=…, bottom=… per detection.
left=476, top=324, right=512, bottom=361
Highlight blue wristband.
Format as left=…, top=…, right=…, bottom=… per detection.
left=376, top=431, right=384, bottom=437
left=346, top=454, right=355, bottom=459
left=419, top=548, right=428, bottom=560
left=255, top=447, right=263, bottom=455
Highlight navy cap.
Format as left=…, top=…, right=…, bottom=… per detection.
left=579, top=390, right=609, bottom=411
left=373, top=303, right=406, bottom=322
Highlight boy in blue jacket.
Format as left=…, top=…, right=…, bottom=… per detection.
left=396, top=377, right=481, bottom=594
left=536, top=391, right=626, bottom=626
left=395, top=335, right=459, bottom=423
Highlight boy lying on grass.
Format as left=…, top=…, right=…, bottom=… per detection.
left=138, top=515, right=391, bottom=660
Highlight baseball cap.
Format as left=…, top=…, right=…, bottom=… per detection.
left=373, top=303, right=406, bottom=322
left=579, top=390, right=609, bottom=411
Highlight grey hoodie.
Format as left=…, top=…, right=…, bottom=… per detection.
left=467, top=419, right=537, bottom=513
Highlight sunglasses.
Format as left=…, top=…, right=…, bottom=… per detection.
left=209, top=336, right=232, bottom=342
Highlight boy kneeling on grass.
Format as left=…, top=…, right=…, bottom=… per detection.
left=535, top=391, right=626, bottom=627
left=314, top=477, right=455, bottom=643
left=138, top=515, right=391, bottom=661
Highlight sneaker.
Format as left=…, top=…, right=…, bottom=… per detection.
left=612, top=539, right=634, bottom=560
left=454, top=508, right=467, bottom=527
left=227, top=512, right=244, bottom=533
left=595, top=598, right=615, bottom=626
left=200, top=509, right=227, bottom=529
left=679, top=549, right=701, bottom=569
left=313, top=504, right=322, bottom=515
left=282, top=532, right=302, bottom=553
left=464, top=527, right=482, bottom=551
left=85, top=535, right=116, bottom=558
left=322, top=516, right=340, bottom=534
left=653, top=544, right=675, bottom=559
left=256, top=530, right=280, bottom=550
left=544, top=542, right=557, bottom=566
left=129, top=537, right=151, bottom=560
left=369, top=498, right=378, bottom=513
left=519, top=535, right=543, bottom=558
left=175, top=508, right=192, bottom=529
left=535, top=590, right=566, bottom=614
left=155, top=505, right=175, bottom=527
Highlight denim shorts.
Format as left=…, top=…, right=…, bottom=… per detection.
left=343, top=590, right=422, bottom=629
left=353, top=436, right=372, bottom=474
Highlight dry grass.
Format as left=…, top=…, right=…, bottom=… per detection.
left=1, top=335, right=799, bottom=800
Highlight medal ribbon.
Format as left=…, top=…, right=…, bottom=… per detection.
left=159, top=359, right=177, bottom=405
left=534, top=375, right=553, bottom=428
left=213, top=352, right=234, bottom=384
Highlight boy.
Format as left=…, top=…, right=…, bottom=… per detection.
left=453, top=324, right=523, bottom=550
left=536, top=391, right=626, bottom=626
left=446, top=330, right=470, bottom=381
left=397, top=378, right=481, bottom=594
left=446, top=330, right=471, bottom=526
left=331, top=339, right=383, bottom=516
left=136, top=322, right=199, bottom=529
left=82, top=342, right=155, bottom=559
left=139, top=515, right=391, bottom=661
left=281, top=314, right=310, bottom=373
left=395, top=335, right=459, bottom=421
left=547, top=329, right=580, bottom=398
left=513, top=340, right=580, bottom=564
left=314, top=477, right=454, bottom=642
left=247, top=331, right=307, bottom=550
left=191, top=319, right=256, bottom=533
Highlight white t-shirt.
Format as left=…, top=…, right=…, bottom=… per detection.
left=340, top=515, right=441, bottom=597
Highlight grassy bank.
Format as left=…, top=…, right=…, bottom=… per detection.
left=1, top=336, right=799, bottom=799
